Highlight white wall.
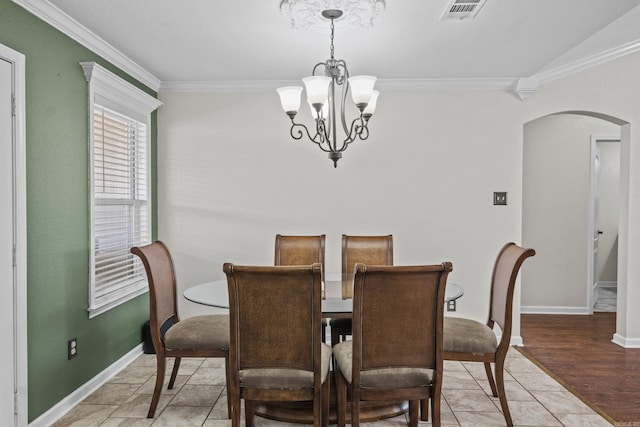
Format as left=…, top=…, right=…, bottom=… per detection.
left=157, top=89, right=526, bottom=329
left=522, top=114, right=619, bottom=312
left=157, top=49, right=640, bottom=346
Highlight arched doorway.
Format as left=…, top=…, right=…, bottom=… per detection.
left=521, top=111, right=631, bottom=346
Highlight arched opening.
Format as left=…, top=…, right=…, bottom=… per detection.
left=521, top=110, right=629, bottom=342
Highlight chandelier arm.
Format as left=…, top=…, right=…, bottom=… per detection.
left=337, top=60, right=351, bottom=136
left=338, top=115, right=370, bottom=152
left=289, top=120, right=334, bottom=153
left=358, top=122, right=370, bottom=140
left=312, top=62, right=328, bottom=76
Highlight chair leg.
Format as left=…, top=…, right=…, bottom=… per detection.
left=494, top=357, right=514, bottom=427
left=245, top=399, right=254, bottom=427
left=224, top=353, right=231, bottom=419
left=420, top=398, right=429, bottom=421
left=484, top=362, right=498, bottom=397
left=228, top=377, right=241, bottom=427
left=168, top=356, right=181, bottom=389
left=322, top=377, right=330, bottom=427
left=335, top=369, right=347, bottom=427
left=148, top=354, right=166, bottom=418
left=409, top=400, right=420, bottom=427
left=432, top=381, right=442, bottom=427
left=350, top=389, right=360, bottom=427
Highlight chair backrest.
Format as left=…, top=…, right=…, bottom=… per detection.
left=224, top=263, right=323, bottom=374
left=274, top=234, right=326, bottom=272
left=489, top=242, right=536, bottom=343
left=351, top=263, right=452, bottom=385
left=130, top=241, right=178, bottom=350
left=342, top=234, right=393, bottom=275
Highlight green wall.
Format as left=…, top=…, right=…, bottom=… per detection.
left=0, top=0, right=158, bottom=421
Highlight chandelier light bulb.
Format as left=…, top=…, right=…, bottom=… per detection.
left=348, top=75, right=377, bottom=109
left=277, top=86, right=303, bottom=115
left=303, top=76, right=331, bottom=110
left=363, top=90, right=379, bottom=117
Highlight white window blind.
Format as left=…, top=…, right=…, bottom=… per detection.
left=92, top=105, right=149, bottom=309
left=82, top=61, right=162, bottom=318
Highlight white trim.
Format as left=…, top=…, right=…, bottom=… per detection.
left=82, top=62, right=161, bottom=318
left=0, top=42, right=28, bottom=427
left=159, top=77, right=520, bottom=93
left=597, top=281, right=617, bottom=288
left=80, top=62, right=162, bottom=120
left=521, top=306, right=591, bottom=315
left=532, top=39, right=640, bottom=85
left=510, top=336, right=524, bottom=347
left=11, top=0, right=160, bottom=91
left=28, top=345, right=144, bottom=427
left=587, top=136, right=599, bottom=315
left=612, top=333, right=640, bottom=349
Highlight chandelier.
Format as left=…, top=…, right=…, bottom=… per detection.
left=276, top=7, right=381, bottom=167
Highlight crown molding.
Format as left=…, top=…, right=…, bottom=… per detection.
left=160, top=77, right=519, bottom=93
left=532, top=38, right=640, bottom=85
left=12, top=0, right=161, bottom=92
left=376, top=78, right=518, bottom=91
left=159, top=80, right=298, bottom=93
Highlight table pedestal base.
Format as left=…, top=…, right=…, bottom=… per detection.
left=254, top=400, right=408, bottom=424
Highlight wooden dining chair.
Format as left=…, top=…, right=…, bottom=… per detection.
left=130, top=241, right=230, bottom=418
left=223, top=263, right=331, bottom=427
left=333, top=263, right=452, bottom=427
left=274, top=234, right=327, bottom=341
left=330, top=234, right=393, bottom=347
left=274, top=234, right=326, bottom=269
left=442, top=242, right=535, bottom=427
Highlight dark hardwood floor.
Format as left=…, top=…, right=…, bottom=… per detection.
left=519, top=313, right=640, bottom=424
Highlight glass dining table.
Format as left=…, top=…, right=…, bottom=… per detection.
left=183, top=272, right=463, bottom=424
left=183, top=272, right=464, bottom=315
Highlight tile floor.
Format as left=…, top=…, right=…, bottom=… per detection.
left=593, top=287, right=617, bottom=312
left=52, top=348, right=613, bottom=427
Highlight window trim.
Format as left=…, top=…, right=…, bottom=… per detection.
left=81, top=61, right=162, bottom=318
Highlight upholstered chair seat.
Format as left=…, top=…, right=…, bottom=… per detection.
left=164, top=315, right=229, bottom=351
left=443, top=317, right=497, bottom=355
left=239, top=343, right=331, bottom=389
left=333, top=341, right=433, bottom=387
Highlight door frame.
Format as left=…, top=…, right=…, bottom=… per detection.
left=0, top=42, right=27, bottom=427
left=588, top=134, right=620, bottom=315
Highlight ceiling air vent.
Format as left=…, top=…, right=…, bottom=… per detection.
left=441, top=0, right=487, bottom=20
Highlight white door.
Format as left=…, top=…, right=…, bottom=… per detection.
left=0, top=56, right=16, bottom=426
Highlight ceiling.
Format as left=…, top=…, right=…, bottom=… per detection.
left=39, top=0, right=640, bottom=87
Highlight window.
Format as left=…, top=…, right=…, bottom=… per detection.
left=81, top=62, right=162, bottom=318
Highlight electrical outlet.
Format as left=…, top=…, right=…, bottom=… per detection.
left=493, top=192, right=507, bottom=205
left=68, top=338, right=77, bottom=360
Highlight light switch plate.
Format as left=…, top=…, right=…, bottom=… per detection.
left=493, top=192, right=507, bottom=205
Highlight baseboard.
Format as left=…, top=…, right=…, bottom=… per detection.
left=612, top=333, right=640, bottom=348
left=29, top=344, right=144, bottom=427
left=521, top=306, right=591, bottom=315
left=510, top=335, right=524, bottom=347
left=597, top=281, right=617, bottom=289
